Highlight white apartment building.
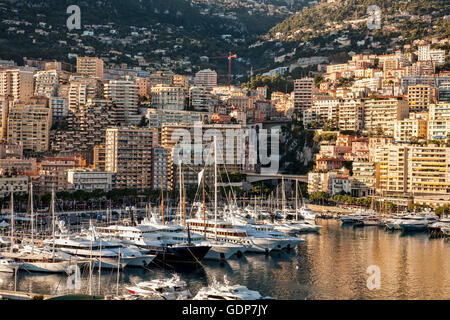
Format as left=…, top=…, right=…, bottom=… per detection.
left=104, top=80, right=139, bottom=124
left=338, top=99, right=365, bottom=132
left=194, top=69, right=217, bottom=89
left=150, top=84, right=185, bottom=111
left=363, top=97, right=409, bottom=136
left=34, top=70, right=59, bottom=98
left=393, top=116, right=427, bottom=142
left=189, top=85, right=213, bottom=111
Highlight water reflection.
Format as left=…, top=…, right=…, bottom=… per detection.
left=0, top=220, right=449, bottom=299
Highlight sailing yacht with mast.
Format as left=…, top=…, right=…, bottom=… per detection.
left=3, top=187, right=80, bottom=273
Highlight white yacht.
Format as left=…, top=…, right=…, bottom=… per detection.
left=296, top=206, right=316, bottom=221
left=396, top=213, right=439, bottom=232
left=188, top=217, right=300, bottom=253
left=3, top=247, right=80, bottom=273
left=0, top=255, right=21, bottom=273
left=126, top=274, right=192, bottom=300
left=274, top=220, right=321, bottom=234
left=96, top=221, right=212, bottom=263
left=42, top=236, right=142, bottom=269
left=193, top=277, right=266, bottom=300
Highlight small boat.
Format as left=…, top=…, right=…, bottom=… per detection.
left=0, top=256, right=21, bottom=273
left=354, top=217, right=381, bottom=227
left=193, top=277, right=268, bottom=300
left=126, top=275, right=192, bottom=300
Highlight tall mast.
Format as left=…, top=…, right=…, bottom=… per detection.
left=30, top=182, right=34, bottom=253
left=182, top=171, right=186, bottom=227
left=51, top=188, right=55, bottom=260
left=98, top=238, right=102, bottom=295
left=160, top=174, right=165, bottom=224
left=202, top=171, right=206, bottom=238
left=179, top=162, right=182, bottom=225
left=10, top=186, right=14, bottom=253
left=281, top=177, right=285, bottom=215
left=295, top=179, right=298, bottom=221
left=214, top=137, right=218, bottom=240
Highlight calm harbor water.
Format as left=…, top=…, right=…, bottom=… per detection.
left=1, top=219, right=450, bottom=299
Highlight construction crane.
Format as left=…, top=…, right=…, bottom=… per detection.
left=211, top=51, right=237, bottom=87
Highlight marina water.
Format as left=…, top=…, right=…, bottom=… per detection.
left=1, top=219, right=449, bottom=299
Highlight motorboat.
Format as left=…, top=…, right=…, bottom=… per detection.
left=126, top=274, right=192, bottom=300
left=193, top=277, right=267, bottom=300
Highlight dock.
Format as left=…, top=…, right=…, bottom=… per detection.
left=0, top=289, right=55, bottom=300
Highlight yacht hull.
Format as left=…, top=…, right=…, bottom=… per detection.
left=204, top=245, right=242, bottom=260
left=400, top=224, right=428, bottom=232
left=0, top=264, right=20, bottom=273
left=20, top=261, right=73, bottom=273
left=149, top=245, right=211, bottom=264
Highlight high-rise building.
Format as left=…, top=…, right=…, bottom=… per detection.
left=293, top=78, right=314, bottom=115
left=105, top=127, right=159, bottom=190
left=152, top=147, right=172, bottom=190
left=52, top=98, right=115, bottom=153
left=375, top=144, right=450, bottom=203
left=7, top=96, right=52, bottom=152
left=194, top=69, right=217, bottom=89
left=150, top=84, right=185, bottom=111
left=104, top=80, right=139, bottom=124
left=338, top=99, right=365, bottom=132
left=363, top=97, right=409, bottom=136
left=189, top=85, right=212, bottom=111
left=407, top=85, right=433, bottom=113
left=393, top=116, right=427, bottom=142
left=438, top=83, right=450, bottom=102
left=76, top=57, right=104, bottom=80
left=0, top=69, right=34, bottom=102
left=34, top=70, right=59, bottom=98
left=93, top=145, right=106, bottom=171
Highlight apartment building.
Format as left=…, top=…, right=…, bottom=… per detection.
left=104, top=80, right=139, bottom=124
left=375, top=144, right=450, bottom=201
left=105, top=127, right=159, bottom=190
left=393, top=116, right=428, bottom=142
left=407, top=85, right=433, bottom=113
left=0, top=68, right=34, bottom=102
left=52, top=98, right=115, bottom=153
left=146, top=109, right=208, bottom=129
left=293, top=78, right=314, bottom=115
left=49, top=97, right=68, bottom=119
left=67, top=168, right=113, bottom=191
left=338, top=99, right=364, bottom=132
left=40, top=156, right=85, bottom=192
left=363, top=97, right=409, bottom=136
left=0, top=176, right=28, bottom=195
left=189, top=85, right=213, bottom=111
left=161, top=123, right=248, bottom=188
left=76, top=57, right=104, bottom=80
left=6, top=96, right=52, bottom=152
left=150, top=84, right=185, bottom=111
left=351, top=161, right=375, bottom=197
left=34, top=70, right=59, bottom=98
left=194, top=69, right=217, bottom=89
left=93, top=145, right=106, bottom=171
left=152, top=147, right=172, bottom=190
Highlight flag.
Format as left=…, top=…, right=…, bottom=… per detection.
left=198, top=169, right=204, bottom=187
